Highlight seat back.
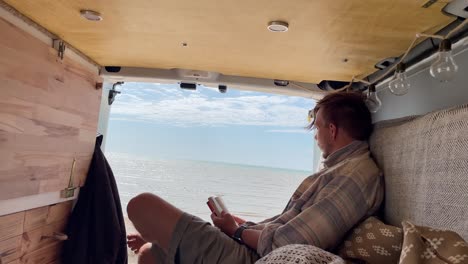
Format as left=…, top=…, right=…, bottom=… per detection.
left=370, top=104, right=468, bottom=240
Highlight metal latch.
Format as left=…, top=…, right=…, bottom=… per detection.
left=52, top=39, right=66, bottom=60
left=60, top=158, right=77, bottom=198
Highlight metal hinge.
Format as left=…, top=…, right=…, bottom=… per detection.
left=109, top=82, right=123, bottom=105
left=422, top=0, right=438, bottom=8
left=52, top=39, right=66, bottom=60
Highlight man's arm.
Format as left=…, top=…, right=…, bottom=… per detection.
left=255, top=175, right=380, bottom=256
left=240, top=229, right=261, bottom=250
left=211, top=213, right=261, bottom=250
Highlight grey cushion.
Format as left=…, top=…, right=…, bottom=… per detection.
left=370, top=103, right=468, bottom=240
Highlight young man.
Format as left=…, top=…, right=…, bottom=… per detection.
left=127, top=92, right=384, bottom=263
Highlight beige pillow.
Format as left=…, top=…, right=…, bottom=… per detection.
left=399, top=221, right=468, bottom=264
left=338, top=217, right=403, bottom=264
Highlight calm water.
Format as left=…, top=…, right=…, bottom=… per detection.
left=107, top=152, right=311, bottom=223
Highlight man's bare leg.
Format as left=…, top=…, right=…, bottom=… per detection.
left=127, top=193, right=183, bottom=253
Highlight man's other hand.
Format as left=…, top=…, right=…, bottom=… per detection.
left=211, top=212, right=239, bottom=237
left=127, top=233, right=147, bottom=253
left=233, top=215, right=246, bottom=225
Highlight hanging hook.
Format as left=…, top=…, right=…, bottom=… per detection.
left=42, top=231, right=68, bottom=241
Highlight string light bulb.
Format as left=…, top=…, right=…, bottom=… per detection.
left=430, top=39, right=458, bottom=82
left=388, top=63, right=410, bottom=96
left=366, top=85, right=382, bottom=113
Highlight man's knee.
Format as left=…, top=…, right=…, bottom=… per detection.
left=127, top=192, right=182, bottom=248
left=127, top=192, right=162, bottom=221
left=138, top=243, right=155, bottom=264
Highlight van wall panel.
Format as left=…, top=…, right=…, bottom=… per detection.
left=0, top=16, right=101, bottom=200
left=0, top=11, right=101, bottom=263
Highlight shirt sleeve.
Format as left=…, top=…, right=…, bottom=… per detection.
left=259, top=214, right=281, bottom=224
left=256, top=175, right=376, bottom=256
left=242, top=214, right=281, bottom=230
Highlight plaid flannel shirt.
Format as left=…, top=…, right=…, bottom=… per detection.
left=247, top=141, right=384, bottom=256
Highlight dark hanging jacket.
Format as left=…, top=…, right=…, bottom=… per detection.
left=62, top=135, right=128, bottom=264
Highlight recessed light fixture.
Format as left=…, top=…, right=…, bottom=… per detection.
left=267, top=21, right=289, bottom=32
left=80, top=10, right=103, bottom=21
left=274, top=79, right=289, bottom=86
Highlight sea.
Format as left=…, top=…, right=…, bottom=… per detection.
left=107, top=152, right=312, bottom=223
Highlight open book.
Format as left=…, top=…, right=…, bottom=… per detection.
left=207, top=196, right=229, bottom=217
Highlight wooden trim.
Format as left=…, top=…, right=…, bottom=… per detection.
left=0, top=190, right=79, bottom=217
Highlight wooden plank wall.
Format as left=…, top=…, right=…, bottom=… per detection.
left=0, top=13, right=101, bottom=264
left=0, top=201, right=72, bottom=264
left=0, top=16, right=101, bottom=200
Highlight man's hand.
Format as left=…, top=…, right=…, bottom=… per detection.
left=211, top=212, right=261, bottom=250
left=127, top=233, right=147, bottom=253
left=211, top=212, right=239, bottom=237
left=233, top=215, right=246, bottom=225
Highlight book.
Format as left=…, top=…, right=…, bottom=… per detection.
left=207, top=196, right=229, bottom=217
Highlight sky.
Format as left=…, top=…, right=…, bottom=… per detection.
left=105, top=82, right=317, bottom=171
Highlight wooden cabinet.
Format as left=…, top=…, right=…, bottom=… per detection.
left=0, top=202, right=72, bottom=264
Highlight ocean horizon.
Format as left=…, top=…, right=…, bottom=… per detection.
left=107, top=152, right=312, bottom=223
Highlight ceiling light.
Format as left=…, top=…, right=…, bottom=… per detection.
left=388, top=63, right=410, bottom=96
left=80, top=10, right=103, bottom=21
left=366, top=85, right=382, bottom=113
left=430, top=39, right=458, bottom=82
left=267, top=21, right=289, bottom=32
left=274, top=79, right=289, bottom=86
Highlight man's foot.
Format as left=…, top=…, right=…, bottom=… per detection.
left=127, top=233, right=147, bottom=253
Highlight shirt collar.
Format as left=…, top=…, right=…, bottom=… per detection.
left=323, top=140, right=368, bottom=168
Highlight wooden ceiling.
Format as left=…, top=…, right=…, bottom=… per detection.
left=4, top=0, right=455, bottom=83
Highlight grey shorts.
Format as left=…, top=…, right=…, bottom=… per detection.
left=151, top=212, right=260, bottom=264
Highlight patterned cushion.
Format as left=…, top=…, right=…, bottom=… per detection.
left=338, top=217, right=403, bottom=264
left=256, top=244, right=345, bottom=264
left=399, top=221, right=468, bottom=264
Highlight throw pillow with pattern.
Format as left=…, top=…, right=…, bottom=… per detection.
left=337, top=217, right=403, bottom=264
left=399, top=221, right=468, bottom=264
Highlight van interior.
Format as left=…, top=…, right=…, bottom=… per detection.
left=0, top=0, right=467, bottom=263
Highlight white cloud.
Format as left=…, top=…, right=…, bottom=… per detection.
left=110, top=83, right=314, bottom=127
